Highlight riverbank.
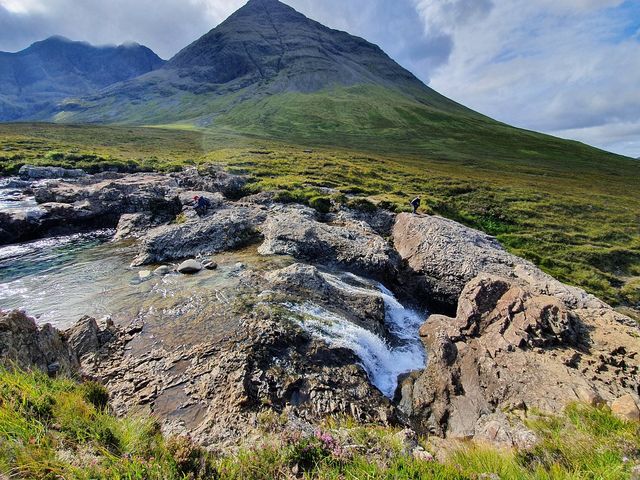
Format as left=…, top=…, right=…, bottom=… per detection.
left=1, top=165, right=639, bottom=478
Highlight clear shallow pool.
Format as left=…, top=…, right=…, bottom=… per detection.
left=0, top=231, right=291, bottom=335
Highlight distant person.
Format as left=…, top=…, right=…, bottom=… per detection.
left=410, top=196, right=421, bottom=214
left=193, top=195, right=211, bottom=216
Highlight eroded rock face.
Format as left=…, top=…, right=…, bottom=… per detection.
left=0, top=310, right=78, bottom=372
left=19, top=165, right=86, bottom=180
left=173, top=166, right=248, bottom=200
left=258, top=206, right=400, bottom=280
left=392, top=213, right=604, bottom=310
left=1, top=173, right=183, bottom=245
left=260, top=263, right=387, bottom=336
left=399, top=274, right=640, bottom=441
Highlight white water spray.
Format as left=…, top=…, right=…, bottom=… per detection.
left=286, top=272, right=427, bottom=398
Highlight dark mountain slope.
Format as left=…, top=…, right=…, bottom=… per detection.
left=57, top=0, right=476, bottom=125
left=0, top=36, right=164, bottom=121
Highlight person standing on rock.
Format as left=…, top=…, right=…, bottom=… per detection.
left=194, top=195, right=211, bottom=216
left=411, top=196, right=421, bottom=214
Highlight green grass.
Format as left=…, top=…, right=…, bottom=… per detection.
left=1, top=366, right=638, bottom=479
left=0, top=122, right=639, bottom=310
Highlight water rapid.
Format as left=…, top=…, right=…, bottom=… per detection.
left=286, top=272, right=427, bottom=398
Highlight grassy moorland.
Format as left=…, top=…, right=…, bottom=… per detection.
left=0, top=366, right=638, bottom=479
left=0, top=122, right=638, bottom=311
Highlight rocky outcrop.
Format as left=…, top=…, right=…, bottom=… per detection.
left=398, top=274, right=640, bottom=442
left=1, top=173, right=183, bottom=245
left=173, top=167, right=248, bottom=199
left=132, top=206, right=266, bottom=265
left=258, top=206, right=399, bottom=280
left=19, top=165, right=86, bottom=180
left=0, top=310, right=78, bottom=373
left=260, top=263, right=387, bottom=336
left=393, top=213, right=604, bottom=310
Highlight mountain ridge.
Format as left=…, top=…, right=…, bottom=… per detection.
left=0, top=36, right=165, bottom=121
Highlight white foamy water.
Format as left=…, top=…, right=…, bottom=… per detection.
left=286, top=272, right=427, bottom=398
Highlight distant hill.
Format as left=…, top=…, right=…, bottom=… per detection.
left=0, top=36, right=164, bottom=121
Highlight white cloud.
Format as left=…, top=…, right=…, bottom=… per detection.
left=0, top=0, right=46, bottom=14
left=420, top=0, right=640, bottom=157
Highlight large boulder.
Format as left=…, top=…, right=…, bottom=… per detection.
left=173, top=167, right=248, bottom=199
left=132, top=206, right=266, bottom=265
left=399, top=274, right=640, bottom=441
left=392, top=213, right=604, bottom=310
left=258, top=206, right=399, bottom=281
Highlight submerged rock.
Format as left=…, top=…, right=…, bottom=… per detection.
left=154, top=265, right=171, bottom=276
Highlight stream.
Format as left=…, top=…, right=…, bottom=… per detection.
left=0, top=179, right=427, bottom=397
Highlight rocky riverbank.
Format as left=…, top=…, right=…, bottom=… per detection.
left=1, top=165, right=638, bottom=451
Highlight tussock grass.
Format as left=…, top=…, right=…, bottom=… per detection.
left=1, top=367, right=639, bottom=479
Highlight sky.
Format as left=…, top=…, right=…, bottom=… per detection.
left=1, top=0, right=639, bottom=158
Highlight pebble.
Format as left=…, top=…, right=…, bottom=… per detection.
left=138, top=270, right=153, bottom=281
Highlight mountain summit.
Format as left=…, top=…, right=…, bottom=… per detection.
left=167, top=0, right=422, bottom=93
left=6, top=0, right=628, bottom=163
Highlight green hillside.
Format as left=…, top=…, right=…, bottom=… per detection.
left=0, top=123, right=638, bottom=315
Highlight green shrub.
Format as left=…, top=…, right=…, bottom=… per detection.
left=309, top=195, right=332, bottom=214
left=81, top=381, right=109, bottom=410
left=347, top=197, right=377, bottom=212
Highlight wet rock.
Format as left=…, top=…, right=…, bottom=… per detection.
left=258, top=207, right=399, bottom=280
left=203, top=261, right=218, bottom=270
left=611, top=395, right=640, bottom=422
left=154, top=266, right=171, bottom=276
left=392, top=213, right=605, bottom=310
left=114, top=213, right=156, bottom=241
left=177, top=260, right=203, bottom=274
left=19, top=165, right=86, bottom=180
left=261, top=263, right=387, bottom=336
left=0, top=310, right=78, bottom=372
left=132, top=206, right=265, bottom=265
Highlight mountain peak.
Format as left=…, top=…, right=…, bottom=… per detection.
left=42, top=35, right=73, bottom=44
left=167, top=0, right=419, bottom=92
